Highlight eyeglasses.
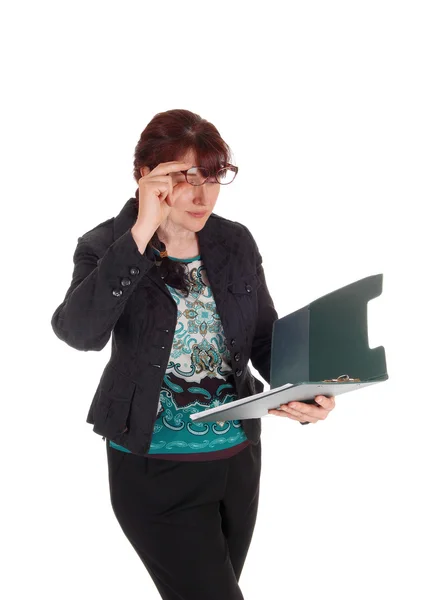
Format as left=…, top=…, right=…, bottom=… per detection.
left=175, top=163, right=238, bottom=186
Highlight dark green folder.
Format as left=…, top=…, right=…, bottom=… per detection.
left=269, top=273, right=389, bottom=422
left=271, top=273, right=388, bottom=388
left=190, top=274, right=388, bottom=424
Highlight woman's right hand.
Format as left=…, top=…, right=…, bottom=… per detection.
left=134, top=161, right=193, bottom=234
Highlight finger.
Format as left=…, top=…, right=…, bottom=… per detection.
left=169, top=181, right=190, bottom=206
left=282, top=403, right=326, bottom=422
left=142, top=176, right=175, bottom=205
left=268, top=409, right=293, bottom=418
left=171, top=180, right=189, bottom=195
left=268, top=408, right=316, bottom=423
left=286, top=408, right=318, bottom=423
left=148, top=177, right=185, bottom=206
left=168, top=178, right=173, bottom=205
left=153, top=161, right=193, bottom=176
left=277, top=405, right=317, bottom=423
left=314, top=395, right=336, bottom=411
left=269, top=410, right=308, bottom=422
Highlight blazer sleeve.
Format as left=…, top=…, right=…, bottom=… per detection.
left=241, top=225, right=279, bottom=386
left=51, top=227, right=155, bottom=351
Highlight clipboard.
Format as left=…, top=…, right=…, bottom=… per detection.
left=190, top=274, right=389, bottom=424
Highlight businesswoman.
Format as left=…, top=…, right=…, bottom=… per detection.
left=51, top=108, right=336, bottom=600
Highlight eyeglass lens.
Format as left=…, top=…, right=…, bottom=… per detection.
left=186, top=166, right=236, bottom=185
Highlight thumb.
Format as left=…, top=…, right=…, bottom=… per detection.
left=169, top=181, right=188, bottom=205
left=314, top=395, right=326, bottom=405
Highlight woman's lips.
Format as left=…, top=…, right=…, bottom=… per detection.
left=188, top=212, right=206, bottom=217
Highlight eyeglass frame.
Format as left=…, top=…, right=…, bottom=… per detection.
left=177, top=163, right=239, bottom=186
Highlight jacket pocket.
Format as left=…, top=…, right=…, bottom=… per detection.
left=244, top=369, right=265, bottom=397
left=97, top=367, right=137, bottom=441
left=227, top=272, right=260, bottom=295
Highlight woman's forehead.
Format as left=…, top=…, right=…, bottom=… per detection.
left=178, top=149, right=198, bottom=162
left=176, top=149, right=223, bottom=170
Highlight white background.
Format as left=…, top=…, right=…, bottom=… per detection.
left=2, top=1, right=429, bottom=599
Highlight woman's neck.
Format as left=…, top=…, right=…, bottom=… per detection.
left=157, top=227, right=197, bottom=250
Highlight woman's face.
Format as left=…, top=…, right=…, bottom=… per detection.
left=141, top=149, right=221, bottom=231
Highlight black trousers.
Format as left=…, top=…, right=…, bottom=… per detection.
left=106, top=438, right=262, bottom=600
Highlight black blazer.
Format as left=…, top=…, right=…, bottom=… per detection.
left=51, top=198, right=279, bottom=455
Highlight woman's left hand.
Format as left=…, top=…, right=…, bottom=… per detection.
left=268, top=395, right=336, bottom=423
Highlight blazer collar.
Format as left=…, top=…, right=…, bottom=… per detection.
left=112, top=197, right=232, bottom=307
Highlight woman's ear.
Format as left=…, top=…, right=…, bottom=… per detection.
left=140, top=166, right=150, bottom=178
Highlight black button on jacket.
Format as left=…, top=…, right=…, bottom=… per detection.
left=51, top=198, right=279, bottom=456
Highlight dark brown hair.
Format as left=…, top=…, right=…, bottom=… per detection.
left=132, top=109, right=234, bottom=296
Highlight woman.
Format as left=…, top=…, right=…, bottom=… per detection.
left=51, top=108, right=335, bottom=600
